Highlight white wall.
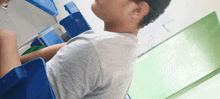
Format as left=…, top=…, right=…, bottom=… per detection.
left=165, top=0, right=220, bottom=34
left=139, top=0, right=220, bottom=56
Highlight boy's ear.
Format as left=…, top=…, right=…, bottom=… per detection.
left=132, top=1, right=150, bottom=19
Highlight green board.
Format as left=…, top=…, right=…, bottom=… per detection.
left=128, top=11, right=220, bottom=99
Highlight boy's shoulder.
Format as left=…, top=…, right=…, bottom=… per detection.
left=79, top=30, right=120, bottom=38
left=77, top=30, right=137, bottom=42
left=71, top=30, right=125, bottom=43
left=65, top=30, right=138, bottom=52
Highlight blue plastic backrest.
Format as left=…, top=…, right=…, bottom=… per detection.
left=26, top=0, right=58, bottom=16
left=31, top=37, right=42, bottom=47
left=38, top=26, right=64, bottom=47
left=60, top=1, right=92, bottom=38
left=64, top=1, right=79, bottom=14
left=31, top=25, right=52, bottom=47
left=31, top=25, right=64, bottom=47
left=0, top=58, right=56, bottom=99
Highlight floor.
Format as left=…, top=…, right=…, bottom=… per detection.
left=0, top=0, right=61, bottom=55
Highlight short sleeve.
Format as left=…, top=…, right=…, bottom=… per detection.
left=46, top=38, right=103, bottom=99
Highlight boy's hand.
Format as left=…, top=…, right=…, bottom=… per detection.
left=0, top=0, right=10, bottom=6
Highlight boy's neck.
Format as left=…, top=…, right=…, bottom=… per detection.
left=104, top=22, right=139, bottom=36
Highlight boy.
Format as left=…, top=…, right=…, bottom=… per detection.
left=0, top=0, right=171, bottom=98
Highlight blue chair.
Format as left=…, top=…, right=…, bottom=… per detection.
left=31, top=1, right=91, bottom=47
left=31, top=25, right=64, bottom=47
left=0, top=58, right=55, bottom=99
left=0, top=57, right=131, bottom=99
left=26, top=0, right=58, bottom=16
left=59, top=1, right=92, bottom=38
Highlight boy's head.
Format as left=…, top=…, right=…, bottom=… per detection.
left=138, top=0, right=172, bottom=27
left=92, top=0, right=171, bottom=33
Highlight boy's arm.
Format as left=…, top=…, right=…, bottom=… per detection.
left=20, top=42, right=66, bottom=64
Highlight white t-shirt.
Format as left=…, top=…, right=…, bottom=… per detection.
left=46, top=30, right=138, bottom=99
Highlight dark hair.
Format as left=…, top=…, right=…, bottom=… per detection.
left=138, top=0, right=171, bottom=27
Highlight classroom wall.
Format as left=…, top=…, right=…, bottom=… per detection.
left=139, top=0, right=220, bottom=56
